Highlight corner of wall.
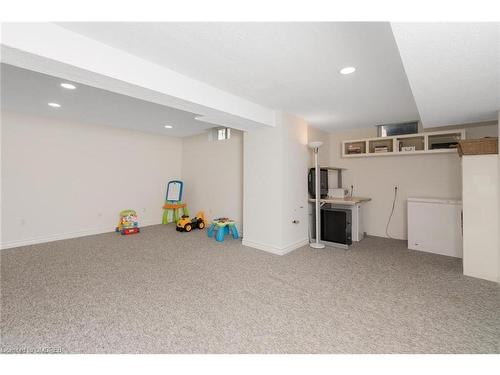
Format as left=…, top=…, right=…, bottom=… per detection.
left=243, top=112, right=309, bottom=255
left=242, top=238, right=309, bottom=256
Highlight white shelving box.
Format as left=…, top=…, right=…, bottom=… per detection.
left=342, top=129, right=466, bottom=158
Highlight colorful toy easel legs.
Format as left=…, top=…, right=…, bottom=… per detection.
left=162, top=202, right=188, bottom=224
left=208, top=221, right=239, bottom=242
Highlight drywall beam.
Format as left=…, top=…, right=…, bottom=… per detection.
left=1, top=22, right=276, bottom=130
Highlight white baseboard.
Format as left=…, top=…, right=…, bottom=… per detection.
left=242, top=238, right=309, bottom=256
left=0, top=220, right=162, bottom=250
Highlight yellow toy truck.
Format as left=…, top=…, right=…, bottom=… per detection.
left=176, top=211, right=206, bottom=232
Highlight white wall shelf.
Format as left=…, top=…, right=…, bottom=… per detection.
left=342, top=129, right=466, bottom=158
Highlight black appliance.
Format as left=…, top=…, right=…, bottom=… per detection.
left=308, top=168, right=328, bottom=198
left=320, top=208, right=352, bottom=246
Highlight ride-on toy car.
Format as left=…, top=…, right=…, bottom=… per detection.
left=176, top=211, right=206, bottom=232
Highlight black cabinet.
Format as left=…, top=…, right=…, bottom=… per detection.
left=320, top=208, right=352, bottom=246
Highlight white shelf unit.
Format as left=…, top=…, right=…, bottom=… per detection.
left=342, top=129, right=466, bottom=158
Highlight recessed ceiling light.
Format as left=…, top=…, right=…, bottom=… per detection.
left=48, top=102, right=61, bottom=108
left=340, top=66, right=356, bottom=75
left=164, top=125, right=173, bottom=129
left=60, top=82, right=76, bottom=90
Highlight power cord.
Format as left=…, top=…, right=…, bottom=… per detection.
left=386, top=186, right=398, bottom=239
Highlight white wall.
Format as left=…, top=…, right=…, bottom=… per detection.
left=1, top=111, right=182, bottom=248
left=243, top=118, right=283, bottom=250
left=181, top=129, right=243, bottom=232
left=280, top=114, right=309, bottom=249
left=243, top=112, right=309, bottom=254
left=328, top=123, right=498, bottom=240
left=462, top=155, right=499, bottom=282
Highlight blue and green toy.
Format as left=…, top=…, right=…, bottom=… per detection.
left=207, top=218, right=239, bottom=242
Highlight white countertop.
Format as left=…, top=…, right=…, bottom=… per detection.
left=309, top=197, right=371, bottom=205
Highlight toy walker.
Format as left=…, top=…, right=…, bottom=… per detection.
left=116, top=209, right=140, bottom=235
left=162, top=180, right=189, bottom=224
left=207, top=218, right=239, bottom=242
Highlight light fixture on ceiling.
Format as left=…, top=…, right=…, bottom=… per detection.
left=339, top=66, right=356, bottom=75
left=60, top=82, right=76, bottom=90
left=48, top=102, right=61, bottom=108
left=164, top=125, right=173, bottom=129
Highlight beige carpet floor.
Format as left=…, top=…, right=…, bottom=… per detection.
left=1, top=224, right=499, bottom=354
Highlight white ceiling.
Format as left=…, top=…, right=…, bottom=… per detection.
left=57, top=22, right=420, bottom=131
left=4, top=23, right=497, bottom=134
left=1, top=63, right=216, bottom=137
left=392, top=23, right=499, bottom=127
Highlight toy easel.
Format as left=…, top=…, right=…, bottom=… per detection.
left=162, top=180, right=189, bottom=224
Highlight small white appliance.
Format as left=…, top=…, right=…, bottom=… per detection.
left=329, top=188, right=349, bottom=198
left=407, top=198, right=463, bottom=258
left=401, top=146, right=416, bottom=152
